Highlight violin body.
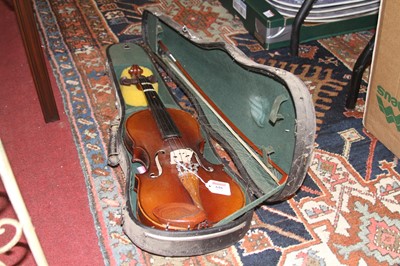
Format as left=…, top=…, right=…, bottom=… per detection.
left=123, top=65, right=245, bottom=230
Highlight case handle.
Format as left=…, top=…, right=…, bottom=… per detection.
left=269, top=94, right=288, bottom=124
left=107, top=117, right=120, bottom=167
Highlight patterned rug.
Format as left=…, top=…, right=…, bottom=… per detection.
left=34, top=0, right=400, bottom=265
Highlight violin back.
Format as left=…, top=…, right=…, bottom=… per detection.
left=106, top=9, right=315, bottom=256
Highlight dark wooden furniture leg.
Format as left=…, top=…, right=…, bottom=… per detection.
left=290, top=0, right=317, bottom=56
left=13, top=0, right=59, bottom=123
left=345, top=34, right=375, bottom=109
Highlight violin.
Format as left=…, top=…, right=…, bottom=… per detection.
left=123, top=65, right=245, bottom=230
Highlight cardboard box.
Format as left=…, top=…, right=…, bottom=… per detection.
left=219, top=0, right=377, bottom=49
left=364, top=0, right=400, bottom=158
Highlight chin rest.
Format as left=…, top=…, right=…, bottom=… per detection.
left=153, top=202, right=207, bottom=229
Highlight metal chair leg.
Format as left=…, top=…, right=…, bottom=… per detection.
left=290, top=0, right=317, bottom=56
left=345, top=34, right=375, bottom=109
left=0, top=140, right=48, bottom=265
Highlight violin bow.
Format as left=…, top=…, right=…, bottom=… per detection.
left=157, top=40, right=288, bottom=185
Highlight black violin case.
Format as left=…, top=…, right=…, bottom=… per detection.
left=106, top=9, right=315, bottom=256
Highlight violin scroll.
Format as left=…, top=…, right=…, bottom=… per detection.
left=128, top=65, right=144, bottom=77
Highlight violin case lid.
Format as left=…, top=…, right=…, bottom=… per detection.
left=106, top=9, right=315, bottom=256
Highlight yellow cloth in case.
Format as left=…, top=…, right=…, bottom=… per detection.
left=120, top=66, right=159, bottom=106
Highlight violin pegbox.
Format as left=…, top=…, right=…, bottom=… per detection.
left=119, top=65, right=159, bottom=107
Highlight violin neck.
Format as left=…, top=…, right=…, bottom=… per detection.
left=139, top=77, right=181, bottom=139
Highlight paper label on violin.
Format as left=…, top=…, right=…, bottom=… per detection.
left=206, top=180, right=231, bottom=196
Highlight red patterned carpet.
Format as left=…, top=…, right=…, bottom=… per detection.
left=0, top=1, right=103, bottom=265
left=1, top=0, right=399, bottom=265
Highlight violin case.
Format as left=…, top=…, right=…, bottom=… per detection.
left=106, top=9, right=315, bottom=256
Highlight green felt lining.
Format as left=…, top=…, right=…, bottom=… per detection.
left=144, top=13, right=297, bottom=195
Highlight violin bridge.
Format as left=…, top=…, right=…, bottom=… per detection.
left=170, top=149, right=193, bottom=165
left=170, top=148, right=213, bottom=172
